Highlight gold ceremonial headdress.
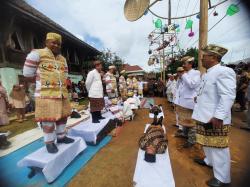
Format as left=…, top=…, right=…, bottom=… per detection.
left=181, top=56, right=194, bottom=63
left=46, top=32, right=62, bottom=43
left=120, top=70, right=126, bottom=74
left=109, top=65, right=116, bottom=70
left=202, top=44, right=228, bottom=57
left=177, top=67, right=184, bottom=72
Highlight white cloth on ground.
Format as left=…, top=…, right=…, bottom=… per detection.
left=68, top=112, right=114, bottom=144
left=133, top=149, right=175, bottom=187
left=133, top=125, right=175, bottom=187
left=17, top=136, right=86, bottom=183
left=203, top=146, right=231, bottom=183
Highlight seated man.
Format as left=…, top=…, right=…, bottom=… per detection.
left=139, top=116, right=168, bottom=163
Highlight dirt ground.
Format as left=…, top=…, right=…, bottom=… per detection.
left=68, top=97, right=250, bottom=187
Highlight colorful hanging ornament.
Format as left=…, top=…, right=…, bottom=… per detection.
left=196, top=14, right=200, bottom=19
left=174, top=24, right=180, bottom=29
left=176, top=28, right=180, bottom=33
left=185, top=19, right=193, bottom=29
left=148, top=49, right=152, bottom=55
left=154, top=18, right=162, bottom=29
left=168, top=24, right=175, bottom=32
left=213, top=11, right=218, bottom=16
left=188, top=27, right=194, bottom=37
left=144, top=10, right=148, bottom=16
left=226, top=4, right=240, bottom=16
left=164, top=25, right=168, bottom=33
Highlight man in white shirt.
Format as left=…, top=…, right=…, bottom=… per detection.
left=192, top=44, right=236, bottom=187
left=86, top=60, right=105, bottom=123
left=175, top=56, right=201, bottom=148
left=166, top=74, right=177, bottom=104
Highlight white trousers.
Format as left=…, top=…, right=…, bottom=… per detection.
left=203, top=146, right=231, bottom=183
left=175, top=113, right=183, bottom=130
left=41, top=122, right=66, bottom=143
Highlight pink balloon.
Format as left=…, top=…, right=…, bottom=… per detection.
left=188, top=31, right=194, bottom=37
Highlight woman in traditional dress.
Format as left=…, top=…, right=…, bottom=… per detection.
left=9, top=84, right=28, bottom=123
left=0, top=81, right=9, bottom=125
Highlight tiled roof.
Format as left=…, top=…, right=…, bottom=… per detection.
left=123, top=64, right=144, bottom=72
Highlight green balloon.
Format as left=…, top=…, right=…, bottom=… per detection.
left=185, top=19, right=193, bottom=29
left=155, top=19, right=162, bottom=29
left=226, top=4, right=240, bottom=16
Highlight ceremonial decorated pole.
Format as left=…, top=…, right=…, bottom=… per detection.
left=198, top=0, right=208, bottom=73
left=163, top=0, right=171, bottom=83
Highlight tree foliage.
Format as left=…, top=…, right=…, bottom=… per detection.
left=97, top=50, right=124, bottom=72
left=166, top=47, right=199, bottom=75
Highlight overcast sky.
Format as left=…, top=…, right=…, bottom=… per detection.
left=26, top=0, right=250, bottom=71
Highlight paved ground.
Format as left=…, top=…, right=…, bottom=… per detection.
left=69, top=97, right=250, bottom=187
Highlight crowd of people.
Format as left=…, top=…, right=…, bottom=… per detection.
left=86, top=62, right=146, bottom=124
left=0, top=31, right=249, bottom=186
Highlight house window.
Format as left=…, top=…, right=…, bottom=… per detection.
left=33, top=37, right=39, bottom=49
left=74, top=51, right=80, bottom=65
left=6, top=31, right=25, bottom=51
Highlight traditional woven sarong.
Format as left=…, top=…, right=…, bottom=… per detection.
left=139, top=126, right=168, bottom=154
left=196, top=122, right=230, bottom=148
left=35, top=98, right=71, bottom=122
left=89, top=97, right=105, bottom=112
left=175, top=105, right=195, bottom=127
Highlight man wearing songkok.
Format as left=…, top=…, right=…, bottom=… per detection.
left=105, top=66, right=118, bottom=104
left=119, top=70, right=127, bottom=98
left=192, top=44, right=236, bottom=187
left=86, top=60, right=105, bottom=123
left=175, top=56, right=201, bottom=148
left=126, top=74, right=134, bottom=97
left=23, top=32, right=74, bottom=154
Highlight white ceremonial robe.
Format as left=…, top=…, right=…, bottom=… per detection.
left=192, top=64, right=236, bottom=183
left=167, top=80, right=177, bottom=103
left=174, top=79, right=182, bottom=129
left=176, top=69, right=201, bottom=110
left=86, top=69, right=103, bottom=98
